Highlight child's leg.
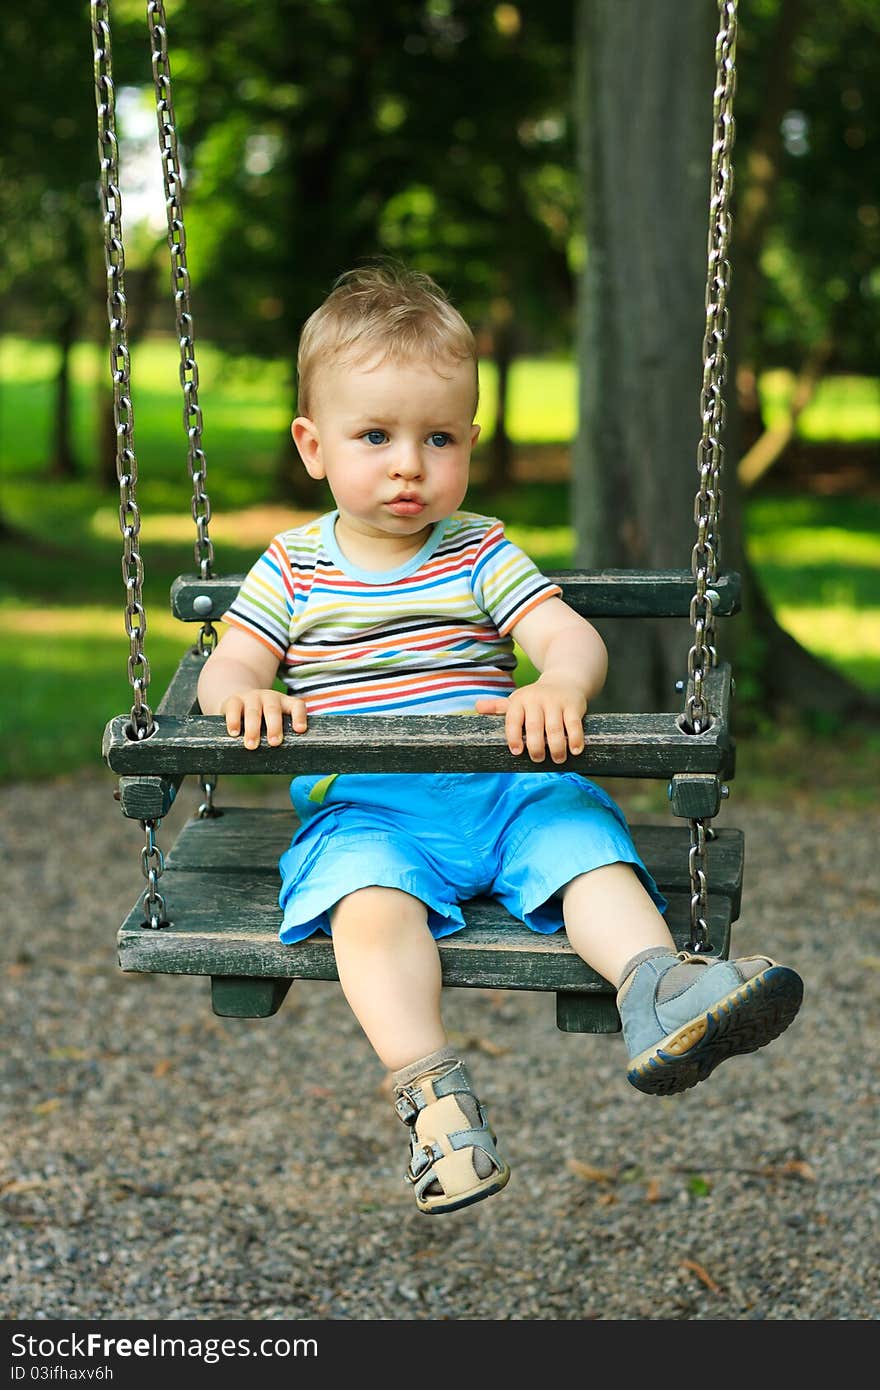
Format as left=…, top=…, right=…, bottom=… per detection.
left=561, top=862, right=675, bottom=984
left=329, top=885, right=510, bottom=1212
left=561, top=864, right=803, bottom=1096
left=329, top=885, right=446, bottom=1070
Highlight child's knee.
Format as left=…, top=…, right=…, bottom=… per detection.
left=330, top=884, right=427, bottom=933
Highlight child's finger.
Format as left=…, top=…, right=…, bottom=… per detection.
left=543, top=713, right=568, bottom=764
left=221, top=695, right=244, bottom=737
left=242, top=695, right=266, bottom=749
left=473, top=697, right=509, bottom=714
left=522, top=706, right=549, bottom=762
left=282, top=696, right=308, bottom=733
left=505, top=706, right=526, bottom=756
left=565, top=708, right=586, bottom=755
left=263, top=701, right=285, bottom=746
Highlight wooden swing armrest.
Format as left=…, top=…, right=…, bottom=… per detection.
left=104, top=662, right=735, bottom=780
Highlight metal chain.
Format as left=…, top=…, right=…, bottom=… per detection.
left=91, top=1, right=155, bottom=741
left=146, top=1, right=222, bottom=820
left=685, top=0, right=738, bottom=736
left=682, top=0, right=738, bottom=953
left=139, top=819, right=170, bottom=929
left=93, top=2, right=168, bottom=929
left=146, top=0, right=217, bottom=654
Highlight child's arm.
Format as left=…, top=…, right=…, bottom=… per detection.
left=474, top=597, right=607, bottom=763
left=197, top=627, right=308, bottom=749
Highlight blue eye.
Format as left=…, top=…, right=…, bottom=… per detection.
left=429, top=432, right=452, bottom=447
left=363, top=430, right=387, bottom=445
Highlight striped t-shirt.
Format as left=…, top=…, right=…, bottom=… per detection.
left=222, top=509, right=562, bottom=716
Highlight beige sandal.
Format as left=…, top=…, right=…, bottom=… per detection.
left=394, top=1059, right=510, bottom=1214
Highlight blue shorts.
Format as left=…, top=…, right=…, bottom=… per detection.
left=278, top=772, right=667, bottom=944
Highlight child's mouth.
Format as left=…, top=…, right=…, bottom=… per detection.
left=386, top=498, right=426, bottom=516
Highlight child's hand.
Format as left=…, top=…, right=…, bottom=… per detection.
left=474, top=677, right=586, bottom=763
left=218, top=689, right=308, bottom=749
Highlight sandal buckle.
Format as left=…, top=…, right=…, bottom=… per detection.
left=406, top=1142, right=437, bottom=1183
left=395, top=1091, right=420, bottom=1125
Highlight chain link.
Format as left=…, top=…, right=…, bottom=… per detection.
left=146, top=0, right=216, bottom=605
left=198, top=776, right=222, bottom=819
left=682, top=0, right=738, bottom=951
left=91, top=1, right=155, bottom=741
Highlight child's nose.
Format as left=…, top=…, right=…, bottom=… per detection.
left=392, top=441, right=423, bottom=476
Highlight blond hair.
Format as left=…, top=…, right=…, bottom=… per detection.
left=296, top=261, right=478, bottom=416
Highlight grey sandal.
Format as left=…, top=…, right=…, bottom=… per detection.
left=394, top=1059, right=510, bottom=1214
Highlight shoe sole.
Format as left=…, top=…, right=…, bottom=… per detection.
left=626, top=965, right=804, bottom=1097
left=417, top=1164, right=511, bottom=1215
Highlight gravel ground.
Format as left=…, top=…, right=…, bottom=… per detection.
left=3, top=771, right=879, bottom=1323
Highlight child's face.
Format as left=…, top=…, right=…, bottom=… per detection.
left=292, top=354, right=480, bottom=550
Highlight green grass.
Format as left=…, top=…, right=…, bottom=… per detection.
left=759, top=370, right=880, bottom=442
left=2, top=336, right=879, bottom=796
left=744, top=493, right=880, bottom=691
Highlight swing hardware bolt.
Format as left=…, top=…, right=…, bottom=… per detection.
left=705, top=588, right=721, bottom=610
left=721, top=784, right=730, bottom=798
left=674, top=679, right=685, bottom=692
left=193, top=594, right=214, bottom=616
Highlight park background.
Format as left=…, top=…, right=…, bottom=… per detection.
left=2, top=0, right=879, bottom=799
left=1, top=0, right=879, bottom=1327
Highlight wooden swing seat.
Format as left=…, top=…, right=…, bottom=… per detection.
left=103, top=568, right=744, bottom=1032
left=117, top=805, right=743, bottom=1031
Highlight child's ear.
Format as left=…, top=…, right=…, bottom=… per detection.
left=291, top=417, right=324, bottom=478
left=470, top=422, right=481, bottom=447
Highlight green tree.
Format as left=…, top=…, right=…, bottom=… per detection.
left=733, top=0, right=880, bottom=484
left=1, top=3, right=102, bottom=478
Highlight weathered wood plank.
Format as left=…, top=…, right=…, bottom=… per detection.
left=103, top=707, right=732, bottom=778
left=163, top=808, right=744, bottom=916
left=117, top=879, right=732, bottom=991
left=171, top=569, right=741, bottom=621
left=155, top=647, right=205, bottom=711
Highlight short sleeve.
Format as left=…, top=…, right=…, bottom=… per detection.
left=471, top=519, right=562, bottom=636
left=222, top=533, right=296, bottom=661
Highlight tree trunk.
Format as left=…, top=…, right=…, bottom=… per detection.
left=573, top=0, right=716, bottom=713
left=573, top=0, right=878, bottom=726
left=50, top=307, right=79, bottom=478
left=488, top=312, right=515, bottom=491
left=96, top=259, right=162, bottom=489
left=276, top=409, right=316, bottom=505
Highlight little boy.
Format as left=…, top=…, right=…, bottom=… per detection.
left=198, top=263, right=803, bottom=1215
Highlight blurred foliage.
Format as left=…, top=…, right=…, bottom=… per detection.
left=1, top=4, right=99, bottom=341
left=103, top=0, right=577, bottom=377
left=735, top=0, right=880, bottom=373
left=2, top=1, right=878, bottom=382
